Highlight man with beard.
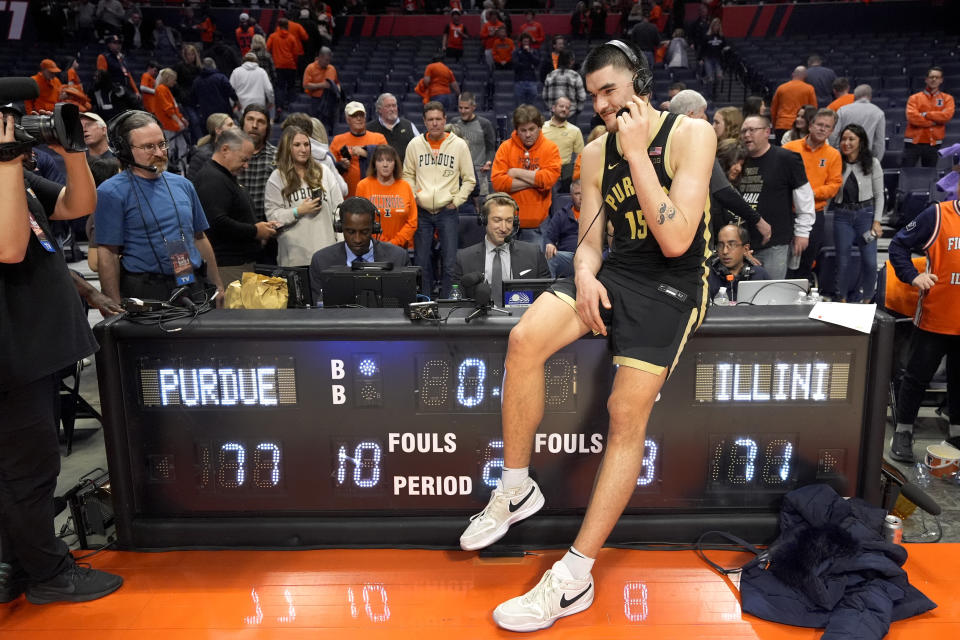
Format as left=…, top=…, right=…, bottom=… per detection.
left=94, top=110, right=224, bottom=304
left=237, top=104, right=279, bottom=262
left=541, top=96, right=583, bottom=193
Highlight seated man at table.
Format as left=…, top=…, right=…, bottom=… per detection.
left=708, top=224, right=769, bottom=302
left=309, top=196, right=410, bottom=301
left=454, top=192, right=550, bottom=305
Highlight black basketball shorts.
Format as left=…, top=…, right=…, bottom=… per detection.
left=550, top=265, right=707, bottom=376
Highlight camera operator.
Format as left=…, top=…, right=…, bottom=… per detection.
left=94, top=110, right=224, bottom=305
left=0, top=112, right=123, bottom=604
left=708, top=223, right=769, bottom=302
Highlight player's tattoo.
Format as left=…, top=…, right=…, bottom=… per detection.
left=656, top=202, right=676, bottom=225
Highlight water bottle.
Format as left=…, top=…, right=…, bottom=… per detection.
left=914, top=461, right=932, bottom=488
left=794, top=290, right=808, bottom=304
left=807, top=287, right=821, bottom=304
left=450, top=284, right=462, bottom=300
left=713, top=286, right=729, bottom=306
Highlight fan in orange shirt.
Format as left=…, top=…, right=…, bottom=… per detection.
left=356, top=145, right=418, bottom=250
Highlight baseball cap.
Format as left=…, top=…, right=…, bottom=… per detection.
left=239, top=12, right=250, bottom=21
left=105, top=34, right=120, bottom=43
left=40, top=59, right=62, bottom=73
left=300, top=8, right=310, bottom=17
left=79, top=112, right=106, bottom=128
left=344, top=101, right=366, bottom=116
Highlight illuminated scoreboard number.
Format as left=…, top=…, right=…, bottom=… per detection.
left=332, top=439, right=384, bottom=493
left=196, top=440, right=284, bottom=491
left=416, top=353, right=576, bottom=413
left=708, top=434, right=798, bottom=491
left=477, top=435, right=661, bottom=492
left=139, top=357, right=297, bottom=408
left=695, top=351, right=853, bottom=404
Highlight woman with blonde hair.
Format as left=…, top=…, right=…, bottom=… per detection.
left=186, top=113, right=235, bottom=181
left=356, top=145, right=418, bottom=249
left=712, top=106, right=743, bottom=143
left=265, top=126, right=343, bottom=266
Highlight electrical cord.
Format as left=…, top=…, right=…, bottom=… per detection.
left=123, top=285, right=216, bottom=332
left=734, top=280, right=809, bottom=306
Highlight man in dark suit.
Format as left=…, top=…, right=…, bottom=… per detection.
left=454, top=192, right=550, bottom=305
left=309, top=196, right=410, bottom=300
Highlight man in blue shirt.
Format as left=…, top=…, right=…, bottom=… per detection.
left=94, top=110, right=224, bottom=304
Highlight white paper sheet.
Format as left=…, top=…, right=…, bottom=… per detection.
left=808, top=302, right=876, bottom=334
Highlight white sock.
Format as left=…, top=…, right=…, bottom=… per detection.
left=560, top=546, right=595, bottom=580
left=949, top=424, right=960, bottom=438
left=896, top=423, right=914, bottom=434
left=501, top=466, right=529, bottom=490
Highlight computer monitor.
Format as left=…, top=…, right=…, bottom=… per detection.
left=736, top=279, right=809, bottom=305
left=502, top=278, right=555, bottom=308
left=319, top=266, right=421, bottom=308
left=254, top=264, right=314, bottom=308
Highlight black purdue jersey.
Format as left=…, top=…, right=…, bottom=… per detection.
left=600, top=111, right=711, bottom=284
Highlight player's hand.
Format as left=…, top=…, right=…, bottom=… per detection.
left=617, top=96, right=651, bottom=162
left=912, top=273, right=938, bottom=291
left=545, top=243, right=557, bottom=259
left=792, top=235, right=808, bottom=256
left=755, top=217, right=772, bottom=245
left=574, top=270, right=611, bottom=336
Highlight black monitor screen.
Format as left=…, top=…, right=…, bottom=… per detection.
left=320, top=266, right=421, bottom=308
left=502, top=278, right=555, bottom=308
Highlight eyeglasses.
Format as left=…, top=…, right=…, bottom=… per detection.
left=717, top=241, right=743, bottom=251
left=740, top=126, right=767, bottom=135
left=130, top=140, right=168, bottom=153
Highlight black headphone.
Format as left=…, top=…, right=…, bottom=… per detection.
left=478, top=192, right=520, bottom=241
left=709, top=255, right=755, bottom=280
left=106, top=109, right=162, bottom=164
left=604, top=39, right=653, bottom=97
left=333, top=196, right=382, bottom=235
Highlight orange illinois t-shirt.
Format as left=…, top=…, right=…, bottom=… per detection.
left=355, top=177, right=419, bottom=249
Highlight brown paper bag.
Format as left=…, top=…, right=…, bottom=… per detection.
left=224, top=280, right=245, bottom=309
left=240, top=272, right=288, bottom=309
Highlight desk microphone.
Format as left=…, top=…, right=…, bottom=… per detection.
left=460, top=271, right=485, bottom=300
left=168, top=286, right=198, bottom=311
left=465, top=281, right=492, bottom=323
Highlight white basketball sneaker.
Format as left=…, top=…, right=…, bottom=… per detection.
left=459, top=477, right=545, bottom=551
left=493, top=561, right=595, bottom=632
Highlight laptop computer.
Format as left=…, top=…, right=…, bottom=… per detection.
left=736, top=279, right=809, bottom=305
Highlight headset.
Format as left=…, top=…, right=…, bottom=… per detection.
left=333, top=196, right=382, bottom=235
left=106, top=109, right=163, bottom=173
left=604, top=39, right=653, bottom=97
left=478, top=192, right=520, bottom=242
left=709, top=254, right=755, bottom=280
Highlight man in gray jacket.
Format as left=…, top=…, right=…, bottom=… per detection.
left=830, top=84, right=886, bottom=164
left=452, top=91, right=496, bottom=202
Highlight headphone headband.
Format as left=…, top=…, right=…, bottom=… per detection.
left=603, top=39, right=652, bottom=96
left=478, top=192, right=520, bottom=242
left=334, top=196, right=382, bottom=235
left=106, top=109, right=162, bottom=163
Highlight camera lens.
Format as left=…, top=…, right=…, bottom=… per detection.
left=19, top=103, right=86, bottom=152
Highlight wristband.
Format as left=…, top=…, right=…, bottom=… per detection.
left=293, top=208, right=299, bottom=219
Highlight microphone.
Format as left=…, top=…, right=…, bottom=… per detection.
left=130, top=160, right=161, bottom=174
left=459, top=271, right=485, bottom=299
left=168, top=286, right=198, bottom=311
left=0, top=77, right=40, bottom=103
left=465, top=281, right=492, bottom=323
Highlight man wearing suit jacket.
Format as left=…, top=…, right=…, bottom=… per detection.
left=454, top=192, right=550, bottom=305
left=309, top=197, right=410, bottom=301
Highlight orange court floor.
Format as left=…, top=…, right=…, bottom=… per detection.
left=0, top=545, right=957, bottom=639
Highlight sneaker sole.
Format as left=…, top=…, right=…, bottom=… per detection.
left=26, top=580, right=122, bottom=605
left=459, top=492, right=545, bottom=551
left=493, top=590, right=594, bottom=632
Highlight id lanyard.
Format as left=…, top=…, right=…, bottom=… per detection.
left=127, top=170, right=196, bottom=285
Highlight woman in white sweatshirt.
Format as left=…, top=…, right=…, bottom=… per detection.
left=265, top=126, right=343, bottom=266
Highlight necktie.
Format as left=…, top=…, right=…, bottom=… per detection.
left=491, top=246, right=503, bottom=307
left=352, top=255, right=365, bottom=266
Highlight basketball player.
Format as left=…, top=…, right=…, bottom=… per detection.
left=458, top=40, right=716, bottom=632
